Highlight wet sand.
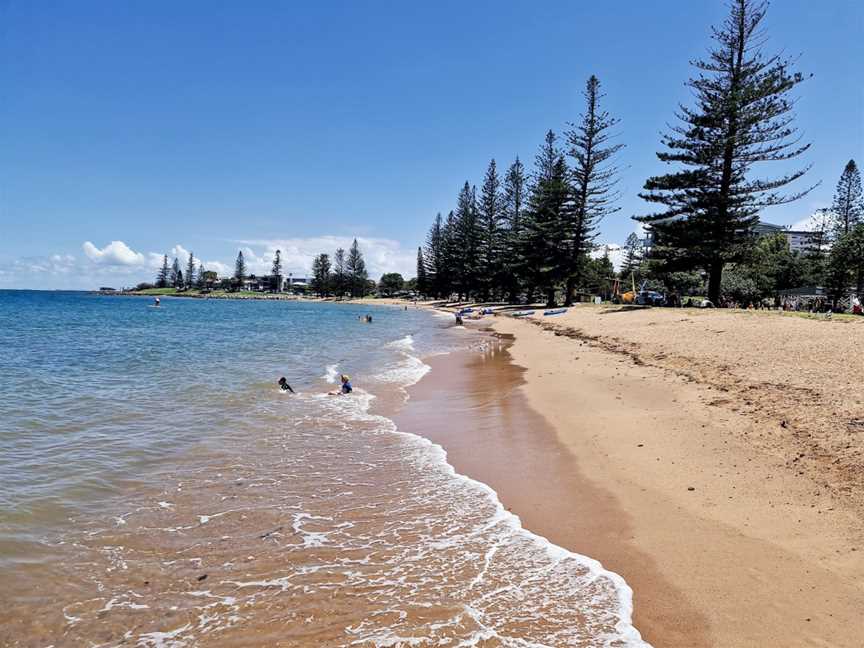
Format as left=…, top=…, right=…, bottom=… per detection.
left=399, top=312, right=864, bottom=647
left=396, top=338, right=707, bottom=647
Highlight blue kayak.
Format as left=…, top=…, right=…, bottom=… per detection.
left=543, top=308, right=568, bottom=316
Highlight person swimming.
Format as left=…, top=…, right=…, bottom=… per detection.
left=277, top=377, right=295, bottom=393
left=154, top=297, right=161, bottom=307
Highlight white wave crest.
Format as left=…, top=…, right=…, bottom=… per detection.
left=386, top=334, right=415, bottom=351
left=322, top=363, right=339, bottom=384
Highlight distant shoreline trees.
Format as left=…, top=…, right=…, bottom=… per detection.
left=185, top=252, right=196, bottom=289
left=156, top=255, right=169, bottom=288
left=308, top=239, right=371, bottom=298
left=234, top=250, right=247, bottom=285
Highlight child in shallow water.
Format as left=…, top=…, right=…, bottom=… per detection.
left=340, top=374, right=352, bottom=394
left=277, top=377, right=295, bottom=393
left=329, top=374, right=353, bottom=395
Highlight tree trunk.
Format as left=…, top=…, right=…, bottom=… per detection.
left=707, top=261, right=724, bottom=305
left=507, top=277, right=520, bottom=304
left=563, top=276, right=575, bottom=307
left=545, top=288, right=556, bottom=308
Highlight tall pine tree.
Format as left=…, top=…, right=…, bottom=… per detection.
left=441, top=210, right=460, bottom=299
left=424, top=213, right=445, bottom=298
left=478, top=159, right=505, bottom=300
left=452, top=182, right=482, bottom=300
left=156, top=254, right=170, bottom=288
left=636, top=0, right=812, bottom=304
left=185, top=251, right=196, bottom=289
left=519, top=131, right=571, bottom=306
left=271, top=249, right=283, bottom=291
left=310, top=253, right=332, bottom=296
left=502, top=157, right=527, bottom=302
left=234, top=250, right=247, bottom=286
left=563, top=75, right=623, bottom=305
left=346, top=239, right=368, bottom=297
left=416, top=247, right=428, bottom=297
left=620, top=232, right=643, bottom=277
left=830, top=160, right=863, bottom=237
left=333, top=248, right=347, bottom=297
left=170, top=257, right=181, bottom=288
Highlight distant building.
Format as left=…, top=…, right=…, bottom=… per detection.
left=754, top=221, right=820, bottom=253
left=642, top=218, right=820, bottom=255
left=241, top=274, right=265, bottom=291
left=200, top=270, right=219, bottom=288
left=284, top=275, right=309, bottom=292
left=785, top=230, right=821, bottom=254
left=236, top=274, right=310, bottom=292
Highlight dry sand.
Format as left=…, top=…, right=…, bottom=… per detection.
left=406, top=305, right=864, bottom=647
left=490, top=306, right=864, bottom=647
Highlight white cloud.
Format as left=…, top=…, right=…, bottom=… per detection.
left=82, top=240, right=146, bottom=266
left=147, top=252, right=167, bottom=268
left=168, top=244, right=191, bottom=261
left=236, top=236, right=416, bottom=279
left=788, top=210, right=832, bottom=232
left=3, top=234, right=418, bottom=290
left=200, top=259, right=231, bottom=276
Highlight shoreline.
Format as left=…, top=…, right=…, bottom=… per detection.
left=97, top=290, right=427, bottom=307
left=399, top=305, right=864, bottom=647
left=392, top=336, right=659, bottom=646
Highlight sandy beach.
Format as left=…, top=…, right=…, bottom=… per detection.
left=400, top=306, right=864, bottom=647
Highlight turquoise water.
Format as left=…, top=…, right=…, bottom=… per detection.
left=0, top=291, right=443, bottom=553
left=0, top=290, right=647, bottom=647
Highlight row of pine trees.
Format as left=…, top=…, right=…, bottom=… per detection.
left=418, top=0, right=863, bottom=307
left=149, top=2, right=862, bottom=306
left=309, top=238, right=371, bottom=297
left=418, top=75, right=621, bottom=307
left=155, top=252, right=208, bottom=290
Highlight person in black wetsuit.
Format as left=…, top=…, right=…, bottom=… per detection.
left=278, top=377, right=295, bottom=393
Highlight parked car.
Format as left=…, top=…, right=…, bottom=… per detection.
left=636, top=290, right=665, bottom=306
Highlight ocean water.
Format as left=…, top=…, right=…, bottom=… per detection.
left=0, top=290, right=647, bottom=647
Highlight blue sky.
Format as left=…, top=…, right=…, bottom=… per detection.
left=1, top=0, right=862, bottom=289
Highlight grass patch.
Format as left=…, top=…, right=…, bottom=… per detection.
left=779, top=310, right=861, bottom=323
left=134, top=288, right=180, bottom=295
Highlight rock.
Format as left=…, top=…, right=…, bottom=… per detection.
left=687, top=486, right=695, bottom=491
left=197, top=574, right=208, bottom=581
